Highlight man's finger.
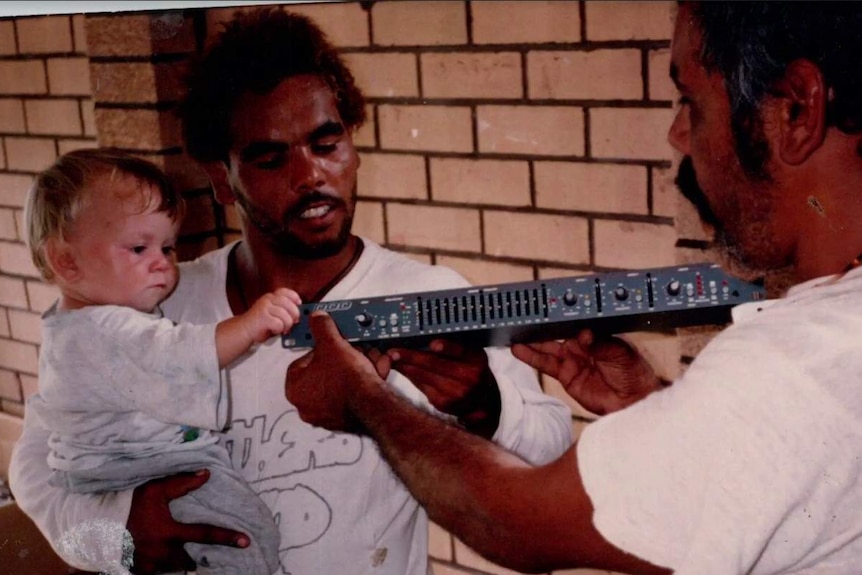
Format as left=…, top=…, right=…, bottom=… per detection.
left=365, top=347, right=383, bottom=362
left=426, top=338, right=470, bottom=358
left=385, top=343, right=466, bottom=365
left=512, top=340, right=563, bottom=361
left=562, top=337, right=591, bottom=360
left=176, top=522, right=250, bottom=549
left=388, top=347, right=467, bottom=372
left=576, top=329, right=594, bottom=348
left=160, top=469, right=211, bottom=501
left=511, top=343, right=561, bottom=377
left=515, top=340, right=563, bottom=357
left=393, top=364, right=452, bottom=403
left=308, top=311, right=346, bottom=345
left=394, top=361, right=456, bottom=387
left=365, top=348, right=392, bottom=378
left=290, top=349, right=314, bottom=372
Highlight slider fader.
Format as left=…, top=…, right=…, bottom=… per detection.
left=282, top=262, right=766, bottom=350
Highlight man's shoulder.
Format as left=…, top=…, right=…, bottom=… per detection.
left=164, top=243, right=234, bottom=320
left=177, top=242, right=234, bottom=279
left=173, top=243, right=233, bottom=296
left=362, top=239, right=469, bottom=293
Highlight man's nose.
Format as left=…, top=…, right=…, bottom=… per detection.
left=289, top=146, right=325, bottom=192
left=668, top=106, right=691, bottom=155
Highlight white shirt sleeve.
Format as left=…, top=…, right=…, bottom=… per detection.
left=487, top=346, right=573, bottom=465
left=10, top=406, right=133, bottom=573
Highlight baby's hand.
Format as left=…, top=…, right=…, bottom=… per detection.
left=243, top=288, right=302, bottom=343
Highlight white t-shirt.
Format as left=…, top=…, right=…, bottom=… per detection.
left=578, top=266, right=862, bottom=574
left=12, top=238, right=572, bottom=575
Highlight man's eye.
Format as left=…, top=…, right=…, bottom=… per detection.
left=132, top=246, right=146, bottom=254
left=255, top=154, right=285, bottom=170
left=162, top=246, right=175, bottom=256
left=312, top=139, right=339, bottom=154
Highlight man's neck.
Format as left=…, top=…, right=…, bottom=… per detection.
left=228, top=235, right=363, bottom=313
left=795, top=243, right=862, bottom=284
left=788, top=136, right=862, bottom=283
left=791, top=197, right=862, bottom=283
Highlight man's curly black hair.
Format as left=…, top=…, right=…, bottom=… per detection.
left=178, top=8, right=367, bottom=164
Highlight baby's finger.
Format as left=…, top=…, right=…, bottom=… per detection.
left=273, top=287, right=303, bottom=305
left=268, top=306, right=297, bottom=333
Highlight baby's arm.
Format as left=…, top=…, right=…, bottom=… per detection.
left=216, top=287, right=302, bottom=367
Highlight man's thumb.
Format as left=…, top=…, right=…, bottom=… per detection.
left=308, top=311, right=342, bottom=343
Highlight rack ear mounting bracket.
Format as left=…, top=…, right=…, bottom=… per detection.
left=282, top=262, right=766, bottom=350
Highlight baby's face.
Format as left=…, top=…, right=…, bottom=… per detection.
left=64, top=174, right=180, bottom=312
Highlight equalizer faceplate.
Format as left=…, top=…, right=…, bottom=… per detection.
left=281, top=262, right=766, bottom=350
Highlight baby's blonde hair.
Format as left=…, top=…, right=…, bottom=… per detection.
left=25, top=148, right=185, bottom=281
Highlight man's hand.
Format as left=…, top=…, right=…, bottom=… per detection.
left=127, top=470, right=248, bottom=574
left=286, top=312, right=383, bottom=432
left=367, top=339, right=501, bottom=438
left=511, top=329, right=663, bottom=415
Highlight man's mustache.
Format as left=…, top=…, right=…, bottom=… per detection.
left=675, top=156, right=719, bottom=228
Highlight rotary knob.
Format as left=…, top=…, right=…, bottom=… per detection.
left=666, top=280, right=681, bottom=297
left=563, top=290, right=578, bottom=306
left=355, top=312, right=373, bottom=327
left=613, top=287, right=629, bottom=301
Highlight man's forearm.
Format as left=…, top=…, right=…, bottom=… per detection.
left=346, top=372, right=669, bottom=574
left=348, top=374, right=540, bottom=568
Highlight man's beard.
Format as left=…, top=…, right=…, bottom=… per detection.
left=674, top=156, right=767, bottom=282
left=674, top=156, right=719, bottom=228
left=234, top=189, right=354, bottom=260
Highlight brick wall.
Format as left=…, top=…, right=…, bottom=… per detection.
left=84, top=10, right=219, bottom=260
left=0, top=13, right=95, bottom=419
left=0, top=2, right=715, bottom=575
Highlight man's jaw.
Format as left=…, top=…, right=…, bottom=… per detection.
left=674, top=156, right=720, bottom=229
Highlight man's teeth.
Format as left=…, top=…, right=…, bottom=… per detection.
left=299, top=205, right=332, bottom=219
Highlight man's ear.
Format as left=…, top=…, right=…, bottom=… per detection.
left=44, top=238, right=80, bottom=283
left=201, top=161, right=236, bottom=206
left=773, top=58, right=828, bottom=166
